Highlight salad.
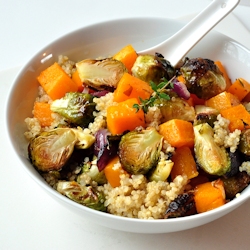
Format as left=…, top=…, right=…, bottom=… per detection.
left=25, top=44, right=250, bottom=219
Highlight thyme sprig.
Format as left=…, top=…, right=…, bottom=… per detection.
left=133, top=77, right=174, bottom=113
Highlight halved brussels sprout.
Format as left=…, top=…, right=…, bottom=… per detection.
left=118, top=127, right=163, bottom=175
left=28, top=128, right=95, bottom=172
left=57, top=181, right=106, bottom=211
left=131, top=53, right=175, bottom=85
left=148, top=157, right=174, bottom=182
left=50, top=92, right=96, bottom=127
left=76, top=58, right=127, bottom=90
left=154, top=94, right=195, bottom=122
left=194, top=123, right=231, bottom=176
left=180, top=58, right=226, bottom=100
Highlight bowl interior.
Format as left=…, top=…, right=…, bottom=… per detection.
left=6, top=17, right=250, bottom=233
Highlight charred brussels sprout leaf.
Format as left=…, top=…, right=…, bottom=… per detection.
left=164, top=192, right=195, bottom=218
left=180, top=58, right=226, bottom=100
left=57, top=181, right=106, bottom=211
left=76, top=58, right=127, bottom=90
left=118, top=127, right=163, bottom=175
left=131, top=53, right=175, bottom=84
left=224, top=149, right=242, bottom=178
left=28, top=128, right=95, bottom=172
left=51, top=92, right=96, bottom=127
left=194, top=123, right=231, bottom=176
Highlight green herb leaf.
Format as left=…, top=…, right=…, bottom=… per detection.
left=133, top=77, right=176, bottom=113
left=157, top=81, right=167, bottom=89
left=149, top=81, right=158, bottom=91
left=158, top=92, right=171, bottom=100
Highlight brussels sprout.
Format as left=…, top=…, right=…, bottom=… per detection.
left=194, top=123, right=231, bottom=176
left=148, top=158, right=174, bottom=182
left=57, top=181, right=106, bottom=211
left=76, top=58, right=127, bottom=90
left=221, top=171, right=250, bottom=199
left=180, top=58, right=226, bottom=100
left=194, top=105, right=219, bottom=127
left=28, top=128, right=95, bottom=172
left=131, top=53, right=175, bottom=84
left=154, top=94, right=195, bottom=122
left=50, top=92, right=96, bottom=127
left=118, top=127, right=163, bottom=175
left=72, top=128, right=95, bottom=149
left=78, top=158, right=107, bottom=185
left=239, top=129, right=250, bottom=156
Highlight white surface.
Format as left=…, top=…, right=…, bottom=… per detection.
left=1, top=0, right=250, bottom=249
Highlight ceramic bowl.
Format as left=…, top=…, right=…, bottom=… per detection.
left=6, top=17, right=250, bottom=233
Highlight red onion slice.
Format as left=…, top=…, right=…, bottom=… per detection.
left=173, top=80, right=190, bottom=100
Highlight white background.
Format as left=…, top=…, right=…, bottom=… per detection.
left=1, top=0, right=250, bottom=249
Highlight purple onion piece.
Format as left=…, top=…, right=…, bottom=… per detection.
left=94, top=129, right=119, bottom=171
left=92, top=90, right=110, bottom=98
left=173, top=79, right=190, bottom=100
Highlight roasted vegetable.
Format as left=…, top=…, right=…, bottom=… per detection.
left=194, top=105, right=219, bottom=127
left=180, top=58, right=227, bottom=100
left=131, top=53, right=175, bottom=84
left=228, top=78, right=250, bottom=101
left=154, top=94, right=196, bottom=122
left=37, top=62, right=78, bottom=100
left=194, top=179, right=226, bottom=213
left=205, top=91, right=240, bottom=111
left=118, top=127, right=163, bottom=175
left=171, top=146, right=198, bottom=180
left=78, top=157, right=107, bottom=185
left=103, top=155, right=127, bottom=187
left=194, top=123, right=231, bottom=176
left=107, top=98, right=146, bottom=135
left=224, top=149, right=242, bottom=178
left=164, top=192, right=195, bottom=218
left=148, top=154, right=174, bottom=182
left=50, top=92, right=96, bottom=127
left=214, top=61, right=232, bottom=89
left=33, top=102, right=54, bottom=127
left=221, top=171, right=250, bottom=199
left=239, top=129, right=250, bottom=156
left=172, top=78, right=190, bottom=100
left=220, top=104, right=250, bottom=132
left=57, top=181, right=106, bottom=211
left=94, top=129, right=120, bottom=171
left=159, top=119, right=195, bottom=148
left=113, top=72, right=153, bottom=103
left=28, top=128, right=95, bottom=172
left=113, top=44, right=138, bottom=73
left=76, top=58, right=127, bottom=90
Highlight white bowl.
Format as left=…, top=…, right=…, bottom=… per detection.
left=6, top=17, right=250, bottom=234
